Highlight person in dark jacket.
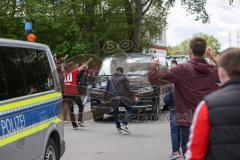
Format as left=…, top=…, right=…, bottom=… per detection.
left=106, top=66, right=138, bottom=134
left=148, top=37, right=219, bottom=155
left=186, top=48, right=240, bottom=160
left=164, top=60, right=181, bottom=160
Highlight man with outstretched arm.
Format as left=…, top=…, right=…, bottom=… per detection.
left=148, top=37, right=219, bottom=156
left=64, top=59, right=92, bottom=130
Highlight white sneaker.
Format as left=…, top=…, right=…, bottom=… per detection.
left=78, top=121, right=85, bottom=127
left=122, top=124, right=130, bottom=132
left=117, top=128, right=122, bottom=134
left=120, top=127, right=131, bottom=134
left=169, top=152, right=182, bottom=160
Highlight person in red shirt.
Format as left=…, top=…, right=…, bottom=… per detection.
left=64, top=62, right=88, bottom=130
left=186, top=48, right=240, bottom=160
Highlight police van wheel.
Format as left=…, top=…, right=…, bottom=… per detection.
left=44, top=138, right=59, bottom=160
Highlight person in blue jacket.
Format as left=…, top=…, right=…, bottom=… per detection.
left=164, top=59, right=181, bottom=160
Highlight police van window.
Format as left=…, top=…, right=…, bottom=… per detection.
left=0, top=46, right=54, bottom=101
left=0, top=47, right=26, bottom=100
left=21, top=48, right=54, bottom=94
left=0, top=59, right=7, bottom=97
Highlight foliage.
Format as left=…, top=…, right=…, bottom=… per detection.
left=167, top=39, right=190, bottom=55
left=0, top=0, right=231, bottom=58
left=167, top=33, right=221, bottom=55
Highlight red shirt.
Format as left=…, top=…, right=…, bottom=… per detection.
left=185, top=101, right=210, bottom=160
left=64, top=69, right=80, bottom=95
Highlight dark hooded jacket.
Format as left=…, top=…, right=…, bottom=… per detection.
left=148, top=57, right=219, bottom=126
left=106, top=72, right=135, bottom=107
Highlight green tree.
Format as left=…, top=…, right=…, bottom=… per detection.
left=168, top=33, right=221, bottom=55
left=0, top=0, right=232, bottom=57
left=122, top=0, right=211, bottom=52
left=195, top=33, right=221, bottom=53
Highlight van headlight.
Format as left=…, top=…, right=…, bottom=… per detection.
left=138, top=86, right=153, bottom=93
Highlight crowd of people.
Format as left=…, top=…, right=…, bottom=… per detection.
left=53, top=36, right=240, bottom=160
left=149, top=37, right=240, bottom=160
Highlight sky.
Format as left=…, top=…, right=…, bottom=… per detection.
left=167, top=0, right=240, bottom=50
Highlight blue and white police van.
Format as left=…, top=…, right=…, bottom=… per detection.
left=0, top=39, right=65, bottom=160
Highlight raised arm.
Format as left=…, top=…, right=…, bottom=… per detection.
left=148, top=60, right=183, bottom=85
left=206, top=48, right=218, bottom=66
left=78, top=58, right=93, bottom=71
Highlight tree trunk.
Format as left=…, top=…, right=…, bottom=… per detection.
left=84, top=0, right=96, bottom=54
left=123, top=0, right=143, bottom=53
left=132, top=0, right=143, bottom=52
left=123, top=0, right=134, bottom=42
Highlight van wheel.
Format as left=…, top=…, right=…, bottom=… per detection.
left=44, top=138, right=59, bottom=160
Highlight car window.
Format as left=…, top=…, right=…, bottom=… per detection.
left=0, top=46, right=54, bottom=101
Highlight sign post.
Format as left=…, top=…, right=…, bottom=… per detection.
left=24, top=22, right=37, bottom=42
left=25, top=22, right=32, bottom=35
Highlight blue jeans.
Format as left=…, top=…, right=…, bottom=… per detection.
left=179, top=126, right=190, bottom=155
left=170, top=109, right=180, bottom=152
left=114, top=101, right=132, bottom=129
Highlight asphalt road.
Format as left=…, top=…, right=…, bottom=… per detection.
left=61, top=115, right=172, bottom=160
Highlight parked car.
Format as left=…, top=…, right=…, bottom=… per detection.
left=166, top=55, right=189, bottom=66
left=90, top=53, right=168, bottom=121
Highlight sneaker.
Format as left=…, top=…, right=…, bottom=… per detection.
left=78, top=121, right=85, bottom=127
left=122, top=125, right=129, bottom=132
left=120, top=127, right=130, bottom=134
left=73, top=124, right=79, bottom=130
left=169, top=152, right=181, bottom=160
left=117, top=128, right=122, bottom=134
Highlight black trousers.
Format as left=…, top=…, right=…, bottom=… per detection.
left=64, top=95, right=84, bottom=127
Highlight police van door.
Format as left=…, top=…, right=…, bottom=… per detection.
left=0, top=46, right=57, bottom=160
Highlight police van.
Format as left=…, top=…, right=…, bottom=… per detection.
left=0, top=39, right=65, bottom=160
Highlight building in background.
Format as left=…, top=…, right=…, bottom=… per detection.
left=144, top=29, right=167, bottom=55
left=143, top=29, right=168, bottom=66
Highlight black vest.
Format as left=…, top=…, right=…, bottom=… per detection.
left=204, top=80, right=240, bottom=160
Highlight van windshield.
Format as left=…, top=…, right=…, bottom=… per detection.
left=97, top=54, right=155, bottom=87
